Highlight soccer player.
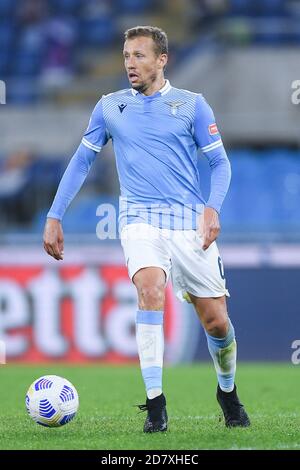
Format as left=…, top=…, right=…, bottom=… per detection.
left=43, top=26, right=250, bottom=433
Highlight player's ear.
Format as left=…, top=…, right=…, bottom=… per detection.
left=159, top=53, right=168, bottom=70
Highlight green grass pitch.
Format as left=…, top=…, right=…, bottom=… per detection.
left=1, top=363, right=300, bottom=450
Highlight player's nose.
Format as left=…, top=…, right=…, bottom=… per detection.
left=126, top=56, right=137, bottom=68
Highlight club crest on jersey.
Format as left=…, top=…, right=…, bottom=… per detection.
left=165, top=100, right=186, bottom=116
left=209, top=123, right=219, bottom=135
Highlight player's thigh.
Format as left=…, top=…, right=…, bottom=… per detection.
left=120, top=223, right=171, bottom=283
left=170, top=230, right=229, bottom=300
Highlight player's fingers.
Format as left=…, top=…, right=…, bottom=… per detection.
left=47, top=245, right=58, bottom=260
left=202, top=241, right=211, bottom=250
left=58, top=240, right=64, bottom=257
left=212, top=225, right=220, bottom=237
left=209, top=228, right=218, bottom=244
left=202, top=227, right=218, bottom=250
left=44, top=241, right=54, bottom=257
left=44, top=242, right=63, bottom=261
left=202, top=232, right=211, bottom=251
left=52, top=244, right=63, bottom=260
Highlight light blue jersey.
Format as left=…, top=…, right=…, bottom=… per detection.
left=48, top=80, right=231, bottom=231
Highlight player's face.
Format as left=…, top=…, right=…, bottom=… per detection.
left=123, top=37, right=167, bottom=93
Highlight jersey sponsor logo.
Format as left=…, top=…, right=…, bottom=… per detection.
left=165, top=100, right=186, bottom=116
left=118, top=103, right=127, bottom=113
left=209, top=123, right=219, bottom=135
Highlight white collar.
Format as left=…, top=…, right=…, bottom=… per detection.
left=131, top=79, right=171, bottom=97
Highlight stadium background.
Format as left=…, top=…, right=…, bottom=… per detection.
left=1, top=0, right=300, bottom=366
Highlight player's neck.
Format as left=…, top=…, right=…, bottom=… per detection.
left=143, top=76, right=166, bottom=96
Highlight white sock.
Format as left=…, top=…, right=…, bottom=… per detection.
left=136, top=310, right=164, bottom=399
left=147, top=388, right=162, bottom=399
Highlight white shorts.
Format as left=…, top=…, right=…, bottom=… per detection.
left=120, top=223, right=229, bottom=301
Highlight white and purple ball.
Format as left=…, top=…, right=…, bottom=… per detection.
left=25, top=375, right=79, bottom=427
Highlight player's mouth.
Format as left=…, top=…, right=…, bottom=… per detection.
left=128, top=72, right=139, bottom=82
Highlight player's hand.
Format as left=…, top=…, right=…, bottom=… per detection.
left=199, top=207, right=220, bottom=251
left=43, top=218, right=64, bottom=261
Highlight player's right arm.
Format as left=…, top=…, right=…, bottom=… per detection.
left=43, top=98, right=109, bottom=260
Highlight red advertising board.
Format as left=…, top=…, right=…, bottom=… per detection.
left=0, top=245, right=196, bottom=363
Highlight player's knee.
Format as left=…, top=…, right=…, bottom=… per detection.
left=138, top=284, right=165, bottom=310
left=204, top=317, right=228, bottom=338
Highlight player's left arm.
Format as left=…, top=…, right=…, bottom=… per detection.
left=194, top=94, right=231, bottom=250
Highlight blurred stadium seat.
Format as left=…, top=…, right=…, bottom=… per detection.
left=1, top=0, right=298, bottom=96
left=81, top=16, right=116, bottom=46
left=0, top=22, right=14, bottom=49
left=0, top=0, right=17, bottom=17
left=0, top=50, right=9, bottom=76
left=13, top=52, right=43, bottom=77
left=115, top=0, right=154, bottom=14
left=49, top=0, right=82, bottom=15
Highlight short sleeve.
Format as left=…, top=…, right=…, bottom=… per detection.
left=194, top=94, right=223, bottom=154
left=81, top=97, right=110, bottom=152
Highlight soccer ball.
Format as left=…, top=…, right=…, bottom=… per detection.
left=25, top=375, right=79, bottom=427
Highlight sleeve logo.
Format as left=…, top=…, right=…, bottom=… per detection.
left=209, top=123, right=219, bottom=135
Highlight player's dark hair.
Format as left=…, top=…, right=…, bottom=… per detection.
left=124, top=26, right=168, bottom=56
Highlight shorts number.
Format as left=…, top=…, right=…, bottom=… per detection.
left=218, top=256, right=225, bottom=280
